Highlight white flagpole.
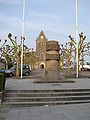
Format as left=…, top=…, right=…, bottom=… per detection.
left=76, top=0, right=79, bottom=78
left=21, top=0, right=25, bottom=79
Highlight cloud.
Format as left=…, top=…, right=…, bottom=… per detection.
left=26, top=10, right=75, bottom=35
left=25, top=18, right=75, bottom=36
left=31, top=0, right=52, bottom=4
left=30, top=10, right=60, bottom=22
left=0, top=13, right=22, bottom=41
left=0, top=0, right=21, bottom=5
left=0, top=14, right=21, bottom=26
left=0, top=8, right=75, bottom=43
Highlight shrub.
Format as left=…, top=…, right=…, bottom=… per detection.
left=0, top=73, right=5, bottom=92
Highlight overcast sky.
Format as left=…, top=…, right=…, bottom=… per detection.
left=0, top=0, right=90, bottom=55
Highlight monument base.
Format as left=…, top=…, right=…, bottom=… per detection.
left=33, top=77, right=75, bottom=83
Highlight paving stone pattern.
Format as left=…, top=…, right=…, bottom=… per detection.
left=0, top=77, right=90, bottom=120
left=5, top=78, right=90, bottom=90
left=0, top=104, right=90, bottom=120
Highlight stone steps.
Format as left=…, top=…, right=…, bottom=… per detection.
left=3, top=100, right=90, bottom=107
left=5, top=92, right=90, bottom=97
left=3, top=89, right=90, bottom=107
left=5, top=89, right=90, bottom=93
left=5, top=95, right=90, bottom=102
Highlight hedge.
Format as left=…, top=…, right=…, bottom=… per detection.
left=0, top=73, right=5, bottom=92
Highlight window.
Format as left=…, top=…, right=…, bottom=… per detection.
left=40, top=54, right=45, bottom=60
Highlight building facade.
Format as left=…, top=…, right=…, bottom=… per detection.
left=36, top=30, right=60, bottom=73
left=36, top=31, right=48, bottom=69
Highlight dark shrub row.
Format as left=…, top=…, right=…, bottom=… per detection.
left=0, top=73, right=6, bottom=92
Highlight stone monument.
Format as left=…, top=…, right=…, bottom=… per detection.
left=34, top=31, right=74, bottom=83
left=34, top=31, right=73, bottom=83
left=36, top=31, right=60, bottom=80
left=45, top=41, right=60, bottom=80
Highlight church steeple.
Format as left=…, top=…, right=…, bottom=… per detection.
left=36, top=30, right=47, bottom=41
left=39, top=30, right=45, bottom=37
left=36, top=30, right=48, bottom=69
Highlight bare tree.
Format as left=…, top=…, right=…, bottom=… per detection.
left=60, top=44, right=65, bottom=71
left=24, top=48, right=36, bottom=70
left=8, top=33, right=21, bottom=78
left=0, top=39, right=11, bottom=70
left=69, top=32, right=88, bottom=72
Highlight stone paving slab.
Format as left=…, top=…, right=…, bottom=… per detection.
left=5, top=78, right=90, bottom=90
left=0, top=77, right=90, bottom=120
left=0, top=103, right=90, bottom=120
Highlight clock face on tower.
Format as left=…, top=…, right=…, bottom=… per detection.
left=40, top=36, right=44, bottom=39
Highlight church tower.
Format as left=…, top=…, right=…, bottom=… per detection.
left=36, top=30, right=48, bottom=69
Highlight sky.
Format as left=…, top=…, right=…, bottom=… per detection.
left=0, top=0, right=90, bottom=61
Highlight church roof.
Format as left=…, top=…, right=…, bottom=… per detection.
left=37, top=30, right=47, bottom=40
left=39, top=30, right=45, bottom=36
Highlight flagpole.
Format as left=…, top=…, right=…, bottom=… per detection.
left=76, top=0, right=79, bottom=78
left=21, top=0, right=25, bottom=79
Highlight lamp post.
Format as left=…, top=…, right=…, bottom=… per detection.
left=76, top=0, right=79, bottom=78
left=21, top=0, right=26, bottom=79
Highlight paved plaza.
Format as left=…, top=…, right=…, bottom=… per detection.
left=0, top=77, right=90, bottom=120
left=0, top=103, right=90, bottom=120
left=6, top=78, right=90, bottom=90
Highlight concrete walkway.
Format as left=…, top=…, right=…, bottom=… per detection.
left=0, top=103, right=90, bottom=120
left=5, top=78, right=90, bottom=90
left=0, top=77, right=90, bottom=120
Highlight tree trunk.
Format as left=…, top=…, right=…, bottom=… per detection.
left=74, top=49, right=76, bottom=71
left=81, top=51, right=84, bottom=71
left=65, top=57, right=67, bottom=71
left=5, top=58, right=8, bottom=70
left=60, top=59, right=61, bottom=71
left=62, top=57, right=64, bottom=72
left=16, top=55, right=19, bottom=78
left=67, top=57, right=70, bottom=72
